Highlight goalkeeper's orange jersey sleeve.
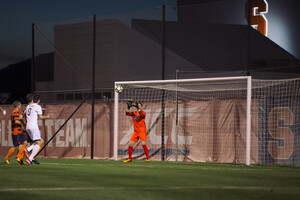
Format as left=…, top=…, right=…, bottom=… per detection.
left=126, top=110, right=147, bottom=133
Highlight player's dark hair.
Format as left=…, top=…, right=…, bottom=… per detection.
left=13, top=101, right=21, bottom=108
left=26, top=94, right=34, bottom=103
left=136, top=101, right=143, bottom=107
left=33, top=94, right=40, bottom=103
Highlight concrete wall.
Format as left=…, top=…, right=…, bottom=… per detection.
left=36, top=19, right=199, bottom=103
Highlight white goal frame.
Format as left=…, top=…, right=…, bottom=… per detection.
left=114, top=76, right=252, bottom=165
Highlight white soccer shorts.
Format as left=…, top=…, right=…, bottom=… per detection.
left=26, top=128, right=41, bottom=141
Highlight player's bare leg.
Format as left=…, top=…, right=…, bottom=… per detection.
left=124, top=141, right=135, bottom=162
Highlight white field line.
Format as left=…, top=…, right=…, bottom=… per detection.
left=0, top=186, right=299, bottom=192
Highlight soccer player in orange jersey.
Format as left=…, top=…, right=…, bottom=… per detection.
left=123, top=101, right=150, bottom=162
left=16, top=108, right=30, bottom=165
left=4, top=101, right=24, bottom=164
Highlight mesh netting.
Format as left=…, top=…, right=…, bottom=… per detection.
left=115, top=77, right=300, bottom=166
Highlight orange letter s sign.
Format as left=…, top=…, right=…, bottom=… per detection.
left=268, top=107, right=294, bottom=159
left=245, top=0, right=268, bottom=36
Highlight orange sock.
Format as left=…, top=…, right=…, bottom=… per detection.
left=17, top=145, right=26, bottom=160
left=34, top=144, right=43, bottom=158
left=19, top=151, right=25, bottom=160
left=5, top=148, right=15, bottom=160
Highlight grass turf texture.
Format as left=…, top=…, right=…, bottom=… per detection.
left=1, top=157, right=300, bottom=200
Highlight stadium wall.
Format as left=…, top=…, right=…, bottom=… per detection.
left=0, top=100, right=298, bottom=166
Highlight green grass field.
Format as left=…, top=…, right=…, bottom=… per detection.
left=1, top=157, right=300, bottom=200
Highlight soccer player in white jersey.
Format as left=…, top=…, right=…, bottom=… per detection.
left=24, top=94, right=50, bottom=165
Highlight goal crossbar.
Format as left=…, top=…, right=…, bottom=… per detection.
left=115, top=76, right=250, bottom=85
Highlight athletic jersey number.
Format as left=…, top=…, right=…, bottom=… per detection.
left=27, top=108, right=32, bottom=116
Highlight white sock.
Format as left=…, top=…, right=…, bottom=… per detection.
left=27, top=145, right=34, bottom=152
left=29, top=144, right=40, bottom=161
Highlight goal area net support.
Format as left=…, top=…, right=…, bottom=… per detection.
left=114, top=76, right=300, bottom=166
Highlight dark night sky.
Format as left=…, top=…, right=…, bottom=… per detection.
left=0, top=0, right=176, bottom=69
left=0, top=0, right=299, bottom=70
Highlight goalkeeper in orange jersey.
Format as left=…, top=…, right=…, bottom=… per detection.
left=123, top=101, right=150, bottom=162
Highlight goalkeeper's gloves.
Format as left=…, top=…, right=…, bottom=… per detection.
left=135, top=101, right=141, bottom=109
left=126, top=101, right=132, bottom=109
left=132, top=101, right=139, bottom=108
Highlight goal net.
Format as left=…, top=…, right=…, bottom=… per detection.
left=114, top=76, right=300, bottom=166
left=114, top=76, right=252, bottom=164
left=252, top=78, right=300, bottom=166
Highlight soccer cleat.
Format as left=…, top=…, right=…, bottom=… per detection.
left=32, top=159, right=40, bottom=165
left=146, top=159, right=150, bottom=162
left=123, top=159, right=132, bottom=163
left=26, top=159, right=32, bottom=166
left=5, top=159, right=10, bottom=165
left=16, top=158, right=24, bottom=165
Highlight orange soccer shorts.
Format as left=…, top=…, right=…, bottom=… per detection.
left=130, top=131, right=147, bottom=142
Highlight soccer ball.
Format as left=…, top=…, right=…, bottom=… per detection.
left=115, top=85, right=123, bottom=93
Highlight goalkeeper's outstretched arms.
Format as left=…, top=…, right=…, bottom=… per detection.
left=126, top=101, right=133, bottom=116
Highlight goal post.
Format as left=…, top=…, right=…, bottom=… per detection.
left=114, top=76, right=252, bottom=165
left=114, top=90, right=119, bottom=161
left=246, top=76, right=252, bottom=165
